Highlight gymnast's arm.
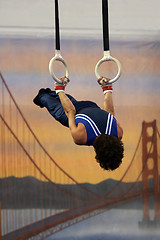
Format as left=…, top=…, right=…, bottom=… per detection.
left=103, top=91, right=115, bottom=116
left=103, top=91, right=123, bottom=139
left=58, top=92, right=87, bottom=145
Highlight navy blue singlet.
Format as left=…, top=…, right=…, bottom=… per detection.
left=75, top=108, right=118, bottom=146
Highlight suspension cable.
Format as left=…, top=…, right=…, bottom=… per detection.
left=0, top=72, right=100, bottom=198
left=0, top=113, right=95, bottom=201
left=103, top=126, right=143, bottom=198
left=123, top=123, right=156, bottom=196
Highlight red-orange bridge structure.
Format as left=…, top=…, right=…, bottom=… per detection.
left=0, top=72, right=160, bottom=239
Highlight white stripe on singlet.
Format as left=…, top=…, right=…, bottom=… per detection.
left=75, top=114, right=101, bottom=136
left=105, top=113, right=113, bottom=135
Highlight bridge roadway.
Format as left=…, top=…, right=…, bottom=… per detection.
left=2, top=191, right=143, bottom=240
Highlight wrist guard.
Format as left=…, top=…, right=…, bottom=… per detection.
left=97, top=77, right=113, bottom=94
left=102, top=85, right=113, bottom=94
left=54, top=84, right=65, bottom=94
left=54, top=76, right=70, bottom=94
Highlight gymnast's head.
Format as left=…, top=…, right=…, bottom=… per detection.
left=92, top=134, right=124, bottom=171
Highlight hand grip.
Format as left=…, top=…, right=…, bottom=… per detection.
left=95, top=51, right=121, bottom=84
left=49, top=50, right=69, bottom=84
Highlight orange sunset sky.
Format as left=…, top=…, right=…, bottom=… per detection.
left=0, top=38, right=160, bottom=184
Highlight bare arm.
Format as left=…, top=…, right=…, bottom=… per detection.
left=103, top=90, right=123, bottom=139
left=97, top=77, right=115, bottom=116
left=58, top=91, right=76, bottom=118
left=103, top=92, right=115, bottom=116
left=58, top=92, right=87, bottom=144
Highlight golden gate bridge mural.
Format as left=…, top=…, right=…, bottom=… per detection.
left=0, top=72, right=160, bottom=239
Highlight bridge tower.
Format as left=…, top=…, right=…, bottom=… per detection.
left=139, top=120, right=160, bottom=228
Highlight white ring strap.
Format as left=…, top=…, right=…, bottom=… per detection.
left=95, top=50, right=121, bottom=84
left=49, top=50, right=69, bottom=84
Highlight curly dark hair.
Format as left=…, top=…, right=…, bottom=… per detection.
left=93, top=134, right=124, bottom=171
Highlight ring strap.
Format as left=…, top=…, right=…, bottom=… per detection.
left=102, top=0, right=110, bottom=51
left=55, top=0, right=60, bottom=50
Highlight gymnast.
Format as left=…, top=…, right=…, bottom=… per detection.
left=33, top=76, right=124, bottom=171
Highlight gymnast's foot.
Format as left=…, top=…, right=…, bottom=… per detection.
left=33, top=88, right=47, bottom=108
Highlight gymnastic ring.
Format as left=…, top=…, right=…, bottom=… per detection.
left=49, top=50, right=69, bottom=84
left=95, top=51, right=121, bottom=84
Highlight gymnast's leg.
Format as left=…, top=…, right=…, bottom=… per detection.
left=33, top=88, right=100, bottom=126
left=33, top=88, right=69, bottom=127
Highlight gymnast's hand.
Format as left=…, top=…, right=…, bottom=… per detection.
left=97, top=77, right=110, bottom=86
left=54, top=76, right=70, bottom=94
